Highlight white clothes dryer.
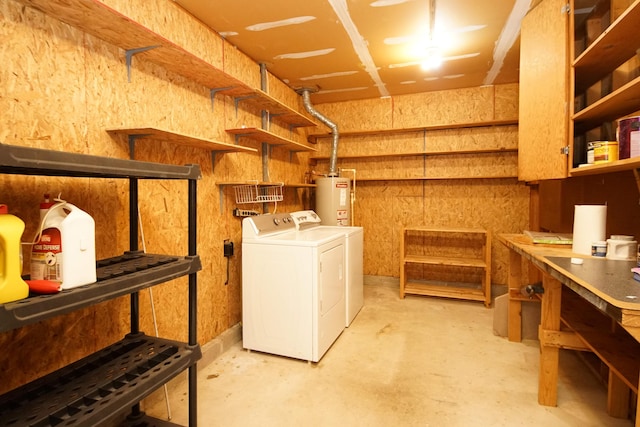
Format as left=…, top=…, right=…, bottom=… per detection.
left=290, top=211, right=364, bottom=327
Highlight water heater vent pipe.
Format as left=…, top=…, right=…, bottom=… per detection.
left=300, top=89, right=339, bottom=177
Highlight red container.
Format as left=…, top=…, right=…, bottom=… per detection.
left=617, top=116, right=640, bottom=159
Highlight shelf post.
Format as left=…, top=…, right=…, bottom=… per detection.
left=188, top=177, right=198, bottom=427
left=129, top=178, right=140, bottom=334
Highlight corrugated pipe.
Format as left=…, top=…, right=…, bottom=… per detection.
left=301, top=89, right=339, bottom=177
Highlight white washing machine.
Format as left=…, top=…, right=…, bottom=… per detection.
left=291, top=211, right=363, bottom=327
left=242, top=212, right=346, bottom=362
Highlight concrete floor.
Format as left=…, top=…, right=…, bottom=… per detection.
left=144, top=278, right=634, bottom=426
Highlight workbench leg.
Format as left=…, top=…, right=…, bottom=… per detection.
left=507, top=249, right=522, bottom=342
left=607, top=371, right=630, bottom=418
left=538, top=274, right=562, bottom=406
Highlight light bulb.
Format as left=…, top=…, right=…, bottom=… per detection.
left=421, top=46, right=442, bottom=71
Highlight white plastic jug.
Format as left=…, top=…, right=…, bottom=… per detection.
left=31, top=201, right=96, bottom=289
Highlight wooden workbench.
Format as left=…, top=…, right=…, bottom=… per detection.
left=499, top=234, right=640, bottom=424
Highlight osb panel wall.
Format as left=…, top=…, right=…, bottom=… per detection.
left=313, top=97, right=395, bottom=132
left=393, top=87, right=496, bottom=127
left=353, top=180, right=529, bottom=285
left=494, top=84, right=519, bottom=120
left=315, top=83, right=518, bottom=131
left=312, top=85, right=528, bottom=287
left=0, top=0, right=311, bottom=395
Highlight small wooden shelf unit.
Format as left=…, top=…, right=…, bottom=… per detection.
left=400, top=227, right=492, bottom=307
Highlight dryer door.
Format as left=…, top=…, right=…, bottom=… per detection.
left=316, top=242, right=345, bottom=360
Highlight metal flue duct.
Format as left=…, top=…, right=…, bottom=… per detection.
left=300, top=89, right=339, bottom=177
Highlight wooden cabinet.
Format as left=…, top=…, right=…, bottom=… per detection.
left=569, top=0, right=640, bottom=179
left=0, top=142, right=201, bottom=426
left=519, top=0, right=640, bottom=183
left=399, top=227, right=492, bottom=307
left=518, top=0, right=570, bottom=181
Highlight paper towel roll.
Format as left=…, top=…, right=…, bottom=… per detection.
left=572, top=205, right=607, bottom=255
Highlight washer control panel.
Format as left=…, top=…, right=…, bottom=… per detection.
left=243, top=212, right=295, bottom=237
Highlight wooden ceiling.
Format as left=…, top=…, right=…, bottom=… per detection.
left=173, top=0, right=578, bottom=104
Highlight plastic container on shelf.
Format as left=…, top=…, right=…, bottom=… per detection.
left=30, top=200, right=96, bottom=289
left=0, top=204, right=29, bottom=304
left=592, top=141, right=618, bottom=164
left=606, top=235, right=637, bottom=261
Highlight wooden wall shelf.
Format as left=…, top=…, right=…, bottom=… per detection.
left=16, top=0, right=316, bottom=128
left=353, top=176, right=518, bottom=182
left=310, top=147, right=517, bottom=162
left=307, top=119, right=518, bottom=143
left=573, top=0, right=640, bottom=92
left=569, top=156, right=640, bottom=176
left=572, top=75, right=640, bottom=131
left=217, top=181, right=315, bottom=188
left=107, top=127, right=257, bottom=153
left=226, top=127, right=316, bottom=152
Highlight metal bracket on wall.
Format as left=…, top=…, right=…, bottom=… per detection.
left=232, top=133, right=249, bottom=144
left=211, top=150, right=223, bottom=173
left=234, top=95, right=258, bottom=118
left=210, top=87, right=233, bottom=112
left=127, top=134, right=151, bottom=160
left=125, top=46, right=160, bottom=83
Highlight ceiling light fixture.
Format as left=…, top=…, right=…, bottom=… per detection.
left=421, top=46, right=442, bottom=71
left=421, top=0, right=442, bottom=71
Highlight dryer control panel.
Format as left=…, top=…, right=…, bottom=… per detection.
left=290, top=210, right=321, bottom=230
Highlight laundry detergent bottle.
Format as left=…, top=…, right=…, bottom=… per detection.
left=31, top=201, right=96, bottom=289
left=0, top=204, right=29, bottom=304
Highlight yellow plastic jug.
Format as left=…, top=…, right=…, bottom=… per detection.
left=0, top=204, right=29, bottom=304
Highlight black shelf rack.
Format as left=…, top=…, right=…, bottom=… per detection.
left=0, top=142, right=201, bottom=426
left=0, top=334, right=200, bottom=427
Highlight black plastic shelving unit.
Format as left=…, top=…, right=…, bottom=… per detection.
left=0, top=142, right=201, bottom=426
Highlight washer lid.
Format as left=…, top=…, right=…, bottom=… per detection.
left=261, top=228, right=346, bottom=246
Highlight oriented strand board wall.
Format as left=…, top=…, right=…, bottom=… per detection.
left=0, top=0, right=313, bottom=394
left=314, top=84, right=529, bottom=287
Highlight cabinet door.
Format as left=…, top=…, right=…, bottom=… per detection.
left=518, top=0, right=570, bottom=181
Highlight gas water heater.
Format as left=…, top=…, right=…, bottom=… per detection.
left=315, top=176, right=351, bottom=226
